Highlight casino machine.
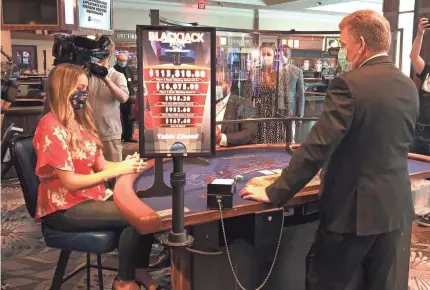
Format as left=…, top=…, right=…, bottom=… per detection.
left=137, top=26, right=216, bottom=157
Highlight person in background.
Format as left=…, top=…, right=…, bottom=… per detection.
left=215, top=69, right=257, bottom=146
left=114, top=53, right=137, bottom=143
left=245, top=42, right=284, bottom=144
left=410, top=17, right=430, bottom=227
left=34, top=63, right=154, bottom=290
left=278, top=44, right=305, bottom=143
left=88, top=38, right=129, bottom=162
left=410, top=17, right=430, bottom=156
left=241, top=10, right=419, bottom=290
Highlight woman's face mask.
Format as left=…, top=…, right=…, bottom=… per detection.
left=261, top=56, right=273, bottom=67
left=338, top=48, right=352, bottom=72
left=70, top=90, right=88, bottom=110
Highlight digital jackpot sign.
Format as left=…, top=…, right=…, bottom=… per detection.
left=137, top=26, right=216, bottom=157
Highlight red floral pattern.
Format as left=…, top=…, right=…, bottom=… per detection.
left=33, top=113, right=105, bottom=219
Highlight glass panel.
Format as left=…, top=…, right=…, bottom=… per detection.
left=398, top=12, right=414, bottom=76
left=399, top=0, right=415, bottom=12
left=216, top=32, right=340, bottom=145
left=393, top=29, right=403, bottom=70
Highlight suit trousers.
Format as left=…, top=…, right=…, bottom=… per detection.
left=120, top=102, right=135, bottom=140
left=306, top=227, right=400, bottom=290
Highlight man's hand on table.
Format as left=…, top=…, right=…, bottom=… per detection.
left=240, top=185, right=271, bottom=203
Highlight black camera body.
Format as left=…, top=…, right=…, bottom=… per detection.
left=52, top=34, right=111, bottom=78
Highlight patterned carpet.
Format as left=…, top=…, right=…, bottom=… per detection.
left=1, top=137, right=430, bottom=289
left=0, top=179, right=171, bottom=290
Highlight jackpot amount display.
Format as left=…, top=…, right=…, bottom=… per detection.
left=143, top=66, right=210, bottom=129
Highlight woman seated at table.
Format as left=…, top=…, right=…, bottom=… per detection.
left=33, top=63, right=152, bottom=290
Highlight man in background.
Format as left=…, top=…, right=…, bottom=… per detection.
left=88, top=38, right=129, bottom=162
left=215, top=71, right=257, bottom=146
left=278, top=44, right=305, bottom=143
left=241, top=10, right=419, bottom=290
left=114, top=53, right=137, bottom=143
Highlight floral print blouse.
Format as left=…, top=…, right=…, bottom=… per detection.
left=33, top=113, right=106, bottom=219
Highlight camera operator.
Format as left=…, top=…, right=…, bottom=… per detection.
left=88, top=38, right=129, bottom=162
left=1, top=48, right=18, bottom=128
left=410, top=17, right=430, bottom=156
left=114, top=53, right=137, bottom=143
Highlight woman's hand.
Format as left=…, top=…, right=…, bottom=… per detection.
left=418, top=18, right=430, bottom=36
left=117, top=155, right=146, bottom=175
left=125, top=152, right=139, bottom=160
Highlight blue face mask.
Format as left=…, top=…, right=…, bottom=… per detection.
left=70, top=90, right=88, bottom=110
left=338, top=48, right=352, bottom=72
left=117, top=61, right=127, bottom=67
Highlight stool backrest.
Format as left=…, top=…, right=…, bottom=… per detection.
left=10, top=135, right=39, bottom=218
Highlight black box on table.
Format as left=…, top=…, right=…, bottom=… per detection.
left=207, top=179, right=236, bottom=209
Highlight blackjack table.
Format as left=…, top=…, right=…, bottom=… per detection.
left=114, top=144, right=430, bottom=290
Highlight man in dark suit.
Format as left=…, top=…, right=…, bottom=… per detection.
left=278, top=44, right=305, bottom=143
left=114, top=53, right=137, bottom=143
left=240, top=10, right=419, bottom=290
left=215, top=75, right=257, bottom=146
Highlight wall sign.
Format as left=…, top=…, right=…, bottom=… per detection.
left=78, top=0, right=112, bottom=31
left=114, top=30, right=137, bottom=43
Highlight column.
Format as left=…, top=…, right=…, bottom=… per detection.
left=383, top=0, right=416, bottom=76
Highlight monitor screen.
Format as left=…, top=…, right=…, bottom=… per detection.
left=2, top=0, right=59, bottom=26
left=78, top=0, right=112, bottom=31
left=138, top=26, right=216, bottom=157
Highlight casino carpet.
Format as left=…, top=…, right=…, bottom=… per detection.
left=2, top=136, right=430, bottom=289
left=3, top=180, right=430, bottom=289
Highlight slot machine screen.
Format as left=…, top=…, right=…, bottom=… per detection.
left=137, top=26, right=216, bottom=157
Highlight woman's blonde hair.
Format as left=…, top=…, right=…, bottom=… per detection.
left=45, top=63, right=102, bottom=151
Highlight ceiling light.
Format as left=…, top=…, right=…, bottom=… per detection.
left=307, top=1, right=383, bottom=14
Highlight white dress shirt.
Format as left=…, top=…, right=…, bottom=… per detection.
left=216, top=94, right=229, bottom=146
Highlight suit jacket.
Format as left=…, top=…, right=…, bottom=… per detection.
left=266, top=56, right=419, bottom=235
left=221, top=94, right=257, bottom=146
left=278, top=64, right=305, bottom=117
left=113, top=64, right=135, bottom=96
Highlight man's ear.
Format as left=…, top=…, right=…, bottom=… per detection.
left=358, top=37, right=366, bottom=55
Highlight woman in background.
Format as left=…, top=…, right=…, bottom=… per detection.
left=34, top=63, right=153, bottom=290
left=247, top=42, right=284, bottom=144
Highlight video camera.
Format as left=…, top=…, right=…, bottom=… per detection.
left=52, top=34, right=111, bottom=78
left=1, top=47, right=19, bottom=103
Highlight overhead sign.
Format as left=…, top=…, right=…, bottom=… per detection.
left=114, top=30, right=137, bottom=43
left=78, top=0, right=112, bottom=31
